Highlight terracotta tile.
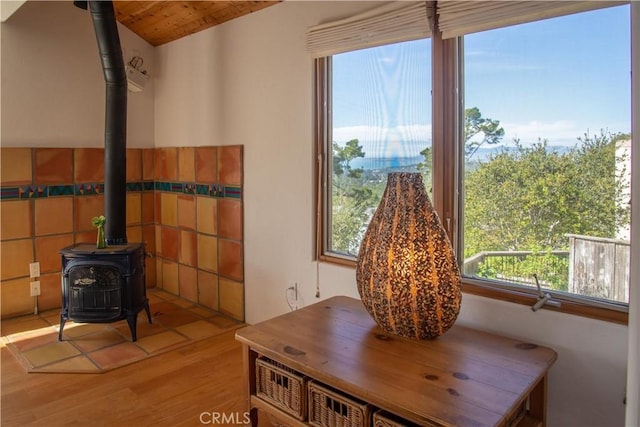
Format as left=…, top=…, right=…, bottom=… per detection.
left=154, top=191, right=161, bottom=223
left=175, top=320, right=225, bottom=340
left=34, top=148, right=73, bottom=184
left=74, top=230, right=95, bottom=244
left=197, top=233, right=217, bottom=272
left=72, top=330, right=126, bottom=353
left=178, top=264, right=197, bottom=302
left=145, top=256, right=156, bottom=288
left=196, top=196, right=217, bottom=235
left=136, top=330, right=186, bottom=353
left=22, top=341, right=81, bottom=367
left=35, top=234, right=73, bottom=273
left=1, top=200, right=32, bottom=240
left=155, top=147, right=177, bottom=181
left=169, top=297, right=195, bottom=308
left=218, top=239, right=243, bottom=281
left=74, top=195, right=104, bottom=233
left=160, top=260, right=179, bottom=295
left=179, top=230, right=197, bottom=267
left=35, top=197, right=73, bottom=236
left=0, top=148, right=32, bottom=185
left=188, top=306, right=216, bottom=318
left=142, top=225, right=156, bottom=254
left=160, top=227, right=179, bottom=261
left=74, top=148, right=104, bottom=182
left=127, top=226, right=142, bottom=243
left=219, top=277, right=244, bottom=321
left=40, top=308, right=61, bottom=325
left=141, top=192, right=155, bottom=224
left=154, top=309, right=200, bottom=328
left=37, top=273, right=62, bottom=312
left=39, top=355, right=99, bottom=372
left=113, top=316, right=163, bottom=339
left=126, top=192, right=142, bottom=225
left=1, top=239, right=33, bottom=280
left=217, top=199, right=242, bottom=240
left=178, top=147, right=195, bottom=183
left=209, top=314, right=242, bottom=329
left=160, top=192, right=178, bottom=226
left=150, top=300, right=182, bottom=315
left=7, top=324, right=58, bottom=353
left=195, top=147, right=217, bottom=183
left=197, top=269, right=218, bottom=310
left=177, top=195, right=196, bottom=230
left=62, top=323, right=109, bottom=339
left=1, top=315, right=50, bottom=336
left=0, top=277, right=34, bottom=318
left=142, top=148, right=155, bottom=181
left=126, top=149, right=142, bottom=182
left=155, top=225, right=162, bottom=256
left=217, top=145, right=242, bottom=185
left=88, top=342, right=147, bottom=370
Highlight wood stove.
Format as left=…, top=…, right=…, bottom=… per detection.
left=59, top=243, right=151, bottom=342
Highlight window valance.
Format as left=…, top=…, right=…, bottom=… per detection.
left=305, top=1, right=431, bottom=58
left=306, top=1, right=629, bottom=57
left=436, top=1, right=628, bottom=39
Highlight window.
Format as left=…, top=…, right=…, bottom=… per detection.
left=315, top=2, right=633, bottom=322
left=460, top=4, right=631, bottom=317
left=325, top=39, right=432, bottom=258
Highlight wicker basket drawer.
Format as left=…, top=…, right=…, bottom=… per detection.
left=308, top=381, right=371, bottom=427
left=373, top=410, right=424, bottom=427
left=256, top=357, right=307, bottom=420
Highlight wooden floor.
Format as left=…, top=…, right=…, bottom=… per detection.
left=2, top=328, right=274, bottom=426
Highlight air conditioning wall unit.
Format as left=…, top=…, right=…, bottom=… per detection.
left=126, top=64, right=149, bottom=92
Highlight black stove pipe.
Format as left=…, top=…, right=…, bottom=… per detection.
left=75, top=0, right=128, bottom=245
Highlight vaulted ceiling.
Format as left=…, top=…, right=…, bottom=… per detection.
left=113, top=1, right=281, bottom=46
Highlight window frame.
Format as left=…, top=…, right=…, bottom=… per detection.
left=314, top=7, right=630, bottom=325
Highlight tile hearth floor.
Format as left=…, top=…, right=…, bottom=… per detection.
left=0, top=288, right=243, bottom=373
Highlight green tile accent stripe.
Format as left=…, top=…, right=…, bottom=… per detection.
left=0, top=181, right=242, bottom=201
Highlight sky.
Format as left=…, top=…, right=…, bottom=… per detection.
left=332, top=4, right=631, bottom=158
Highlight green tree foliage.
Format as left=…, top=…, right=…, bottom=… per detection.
left=417, top=107, right=504, bottom=175
left=464, top=107, right=505, bottom=161
left=330, top=116, right=631, bottom=294
left=331, top=138, right=373, bottom=255
left=464, top=131, right=630, bottom=290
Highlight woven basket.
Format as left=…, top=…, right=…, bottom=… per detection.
left=373, top=410, right=423, bottom=427
left=308, top=381, right=371, bottom=427
left=256, top=357, right=307, bottom=420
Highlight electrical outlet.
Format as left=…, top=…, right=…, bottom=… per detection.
left=30, top=281, right=41, bottom=297
left=29, top=262, right=40, bottom=278
left=286, top=282, right=304, bottom=310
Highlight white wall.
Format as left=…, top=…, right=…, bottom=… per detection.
left=153, top=2, right=632, bottom=426
left=0, top=0, right=154, bottom=147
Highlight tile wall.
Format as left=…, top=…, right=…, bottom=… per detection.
left=0, top=146, right=244, bottom=321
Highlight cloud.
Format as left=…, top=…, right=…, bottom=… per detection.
left=333, top=124, right=432, bottom=144
left=502, top=120, right=581, bottom=145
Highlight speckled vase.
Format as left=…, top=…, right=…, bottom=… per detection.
left=356, top=172, right=462, bottom=339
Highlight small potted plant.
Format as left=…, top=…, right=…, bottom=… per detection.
left=92, top=215, right=107, bottom=249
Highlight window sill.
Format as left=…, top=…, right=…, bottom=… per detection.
left=461, top=280, right=628, bottom=325
left=318, top=254, right=629, bottom=325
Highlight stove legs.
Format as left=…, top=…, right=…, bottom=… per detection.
left=58, top=314, right=66, bottom=341
left=126, top=299, right=152, bottom=342
left=58, top=299, right=152, bottom=342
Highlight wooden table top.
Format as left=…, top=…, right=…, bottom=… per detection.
left=235, top=296, right=557, bottom=427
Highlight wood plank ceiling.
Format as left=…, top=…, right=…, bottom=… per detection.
left=113, top=1, right=281, bottom=46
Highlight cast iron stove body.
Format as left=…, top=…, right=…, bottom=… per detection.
left=59, top=243, right=151, bottom=341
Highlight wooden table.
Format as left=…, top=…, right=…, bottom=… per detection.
left=235, top=296, right=557, bottom=427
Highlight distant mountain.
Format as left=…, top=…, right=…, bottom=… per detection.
left=348, top=145, right=574, bottom=171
